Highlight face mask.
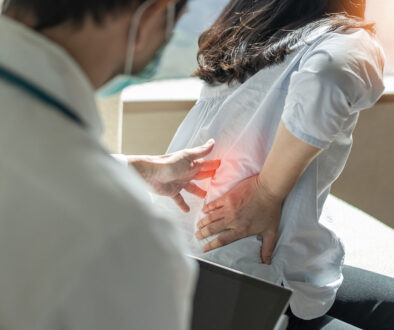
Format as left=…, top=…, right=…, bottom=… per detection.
left=97, top=0, right=176, bottom=98
left=96, top=46, right=166, bottom=98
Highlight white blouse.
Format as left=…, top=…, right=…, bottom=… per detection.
left=157, top=28, right=385, bottom=320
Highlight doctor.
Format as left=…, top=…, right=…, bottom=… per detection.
left=0, top=0, right=218, bottom=329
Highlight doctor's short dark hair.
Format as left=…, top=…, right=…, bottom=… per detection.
left=2, top=0, right=186, bottom=30
left=194, top=0, right=374, bottom=85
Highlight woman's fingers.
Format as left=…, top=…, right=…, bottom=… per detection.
left=184, top=182, right=207, bottom=199
left=193, top=170, right=216, bottom=180
left=172, top=193, right=190, bottom=213
left=260, top=231, right=277, bottom=265
left=195, top=219, right=227, bottom=240
left=202, top=230, right=241, bottom=253
left=202, top=197, right=224, bottom=213
left=198, top=208, right=226, bottom=229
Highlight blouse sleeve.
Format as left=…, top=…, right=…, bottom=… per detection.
left=281, top=30, right=385, bottom=149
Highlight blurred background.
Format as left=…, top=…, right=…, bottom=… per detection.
left=366, top=0, right=394, bottom=74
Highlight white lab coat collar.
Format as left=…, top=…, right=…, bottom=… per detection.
left=0, top=15, right=103, bottom=138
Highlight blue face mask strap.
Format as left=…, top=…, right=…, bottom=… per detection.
left=0, top=66, right=85, bottom=128
left=124, top=0, right=158, bottom=75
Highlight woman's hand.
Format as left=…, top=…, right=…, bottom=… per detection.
left=196, top=175, right=283, bottom=264
left=195, top=122, right=322, bottom=264
left=128, top=139, right=220, bottom=212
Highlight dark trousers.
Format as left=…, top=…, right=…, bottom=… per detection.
left=286, top=266, right=394, bottom=330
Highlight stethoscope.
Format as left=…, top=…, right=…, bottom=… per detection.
left=0, top=65, right=85, bottom=128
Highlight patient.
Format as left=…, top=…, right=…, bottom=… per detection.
left=158, top=0, right=394, bottom=329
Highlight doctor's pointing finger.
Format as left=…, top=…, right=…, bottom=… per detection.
left=116, top=139, right=220, bottom=212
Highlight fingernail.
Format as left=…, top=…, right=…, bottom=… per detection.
left=195, top=232, right=202, bottom=240
left=206, top=139, right=215, bottom=145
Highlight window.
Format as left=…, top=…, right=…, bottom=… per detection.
left=366, top=0, right=394, bottom=74
left=156, top=0, right=229, bottom=80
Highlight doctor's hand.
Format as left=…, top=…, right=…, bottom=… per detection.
left=195, top=175, right=282, bottom=264
left=129, top=139, right=220, bottom=212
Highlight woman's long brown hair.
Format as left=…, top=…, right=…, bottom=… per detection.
left=194, top=0, right=374, bottom=85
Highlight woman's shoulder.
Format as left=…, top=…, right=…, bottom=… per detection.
left=303, top=28, right=384, bottom=72
left=298, top=28, right=385, bottom=109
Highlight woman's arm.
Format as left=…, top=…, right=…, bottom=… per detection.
left=196, top=122, right=321, bottom=263
left=258, top=121, right=321, bottom=201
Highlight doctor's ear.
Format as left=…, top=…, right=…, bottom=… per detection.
left=132, top=0, right=172, bottom=49
left=129, top=0, right=173, bottom=68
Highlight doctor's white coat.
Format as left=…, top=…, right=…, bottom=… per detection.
left=0, top=16, right=196, bottom=330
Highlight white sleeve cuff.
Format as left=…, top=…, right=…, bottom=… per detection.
left=111, top=154, right=129, bottom=167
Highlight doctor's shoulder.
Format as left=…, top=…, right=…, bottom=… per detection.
left=46, top=149, right=197, bottom=330
left=78, top=143, right=182, bottom=229
left=50, top=128, right=187, bottom=249
left=61, top=140, right=198, bottom=278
